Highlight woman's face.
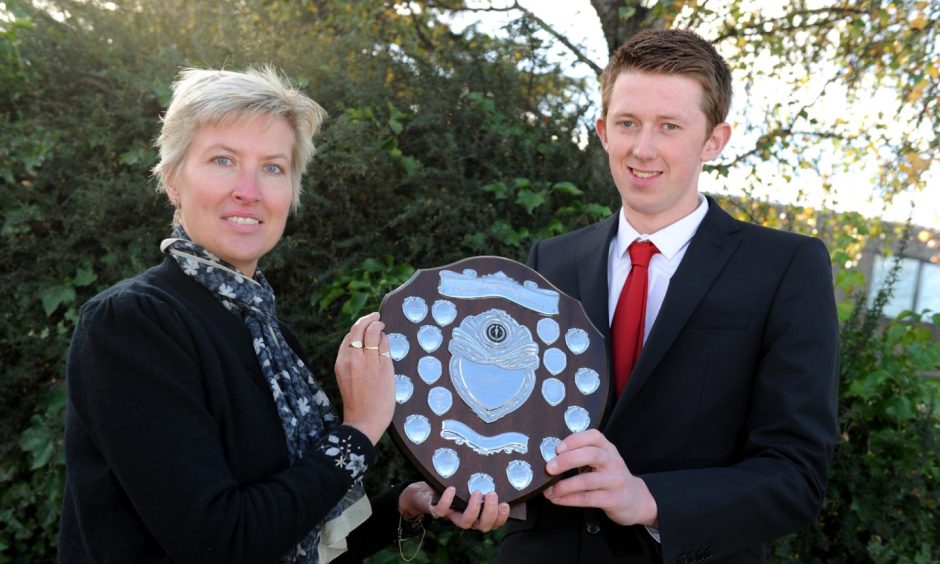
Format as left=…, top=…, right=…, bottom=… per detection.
left=168, top=115, right=295, bottom=277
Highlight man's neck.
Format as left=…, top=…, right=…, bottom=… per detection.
left=622, top=195, right=702, bottom=235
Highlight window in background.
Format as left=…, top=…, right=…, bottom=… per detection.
left=868, top=254, right=940, bottom=319
left=917, top=260, right=940, bottom=315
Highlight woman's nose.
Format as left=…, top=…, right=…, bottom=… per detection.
left=232, top=170, right=261, bottom=202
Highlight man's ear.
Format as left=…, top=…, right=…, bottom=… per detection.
left=702, top=122, right=732, bottom=161
left=596, top=117, right=610, bottom=151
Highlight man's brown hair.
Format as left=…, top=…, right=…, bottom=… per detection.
left=600, top=29, right=732, bottom=133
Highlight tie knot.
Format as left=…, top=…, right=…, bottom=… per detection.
left=628, top=240, right=659, bottom=268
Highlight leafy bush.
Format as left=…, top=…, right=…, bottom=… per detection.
left=0, top=387, right=65, bottom=563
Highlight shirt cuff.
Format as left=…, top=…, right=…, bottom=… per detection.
left=645, top=525, right=662, bottom=543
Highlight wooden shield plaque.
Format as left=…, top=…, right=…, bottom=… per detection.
left=379, top=256, right=609, bottom=517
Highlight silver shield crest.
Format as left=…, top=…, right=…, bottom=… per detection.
left=448, top=309, right=540, bottom=423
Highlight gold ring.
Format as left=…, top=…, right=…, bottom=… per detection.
left=364, top=345, right=380, bottom=351
left=349, top=340, right=363, bottom=349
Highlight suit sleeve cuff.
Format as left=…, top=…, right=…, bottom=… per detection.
left=312, top=424, right=375, bottom=484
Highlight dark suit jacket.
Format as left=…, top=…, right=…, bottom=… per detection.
left=494, top=197, right=839, bottom=564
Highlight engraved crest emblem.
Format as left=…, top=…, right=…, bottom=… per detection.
left=448, top=309, right=539, bottom=423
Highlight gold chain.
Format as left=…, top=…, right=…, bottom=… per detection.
left=397, top=512, right=426, bottom=562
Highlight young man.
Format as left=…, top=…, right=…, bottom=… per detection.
left=494, top=30, right=839, bottom=563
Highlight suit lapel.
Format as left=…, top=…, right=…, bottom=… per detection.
left=573, top=215, right=619, bottom=418
left=607, top=199, right=742, bottom=424
left=575, top=214, right=618, bottom=341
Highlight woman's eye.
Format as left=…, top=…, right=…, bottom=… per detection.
left=264, top=164, right=284, bottom=175
left=213, top=156, right=233, bottom=166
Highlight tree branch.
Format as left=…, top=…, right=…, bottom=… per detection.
left=433, top=0, right=603, bottom=75
left=410, top=10, right=436, bottom=50
left=712, top=7, right=869, bottom=43
left=511, top=2, right=604, bottom=75
left=590, top=0, right=661, bottom=54
left=721, top=73, right=846, bottom=170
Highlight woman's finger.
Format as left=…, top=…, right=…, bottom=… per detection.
left=475, top=492, right=500, bottom=532
left=362, top=319, right=385, bottom=351
left=378, top=332, right=392, bottom=360
left=453, top=492, right=483, bottom=529
left=347, top=312, right=379, bottom=346
left=430, top=486, right=457, bottom=518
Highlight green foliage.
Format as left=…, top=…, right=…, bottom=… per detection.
left=314, top=256, right=416, bottom=324
left=464, top=177, right=611, bottom=256
left=367, top=525, right=505, bottom=564
left=0, top=387, right=66, bottom=563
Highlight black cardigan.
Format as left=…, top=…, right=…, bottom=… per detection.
left=59, top=258, right=403, bottom=563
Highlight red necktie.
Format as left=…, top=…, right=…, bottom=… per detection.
left=611, top=240, right=660, bottom=396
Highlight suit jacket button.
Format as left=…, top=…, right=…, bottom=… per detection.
left=584, top=521, right=600, bottom=535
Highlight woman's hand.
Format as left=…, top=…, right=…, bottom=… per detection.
left=399, top=482, right=510, bottom=533
left=335, top=312, right=395, bottom=445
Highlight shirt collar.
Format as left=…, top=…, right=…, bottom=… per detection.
left=615, top=194, right=709, bottom=261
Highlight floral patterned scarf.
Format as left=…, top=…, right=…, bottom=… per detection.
left=161, top=226, right=367, bottom=563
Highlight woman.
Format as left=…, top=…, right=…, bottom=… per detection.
left=58, top=67, right=508, bottom=564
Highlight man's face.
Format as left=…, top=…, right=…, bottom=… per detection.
left=596, top=70, right=730, bottom=233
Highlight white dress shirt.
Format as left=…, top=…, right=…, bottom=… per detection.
left=607, top=195, right=710, bottom=338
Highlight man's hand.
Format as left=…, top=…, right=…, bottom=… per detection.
left=543, top=429, right=659, bottom=528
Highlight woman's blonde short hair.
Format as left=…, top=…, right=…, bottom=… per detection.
left=152, top=66, right=326, bottom=214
